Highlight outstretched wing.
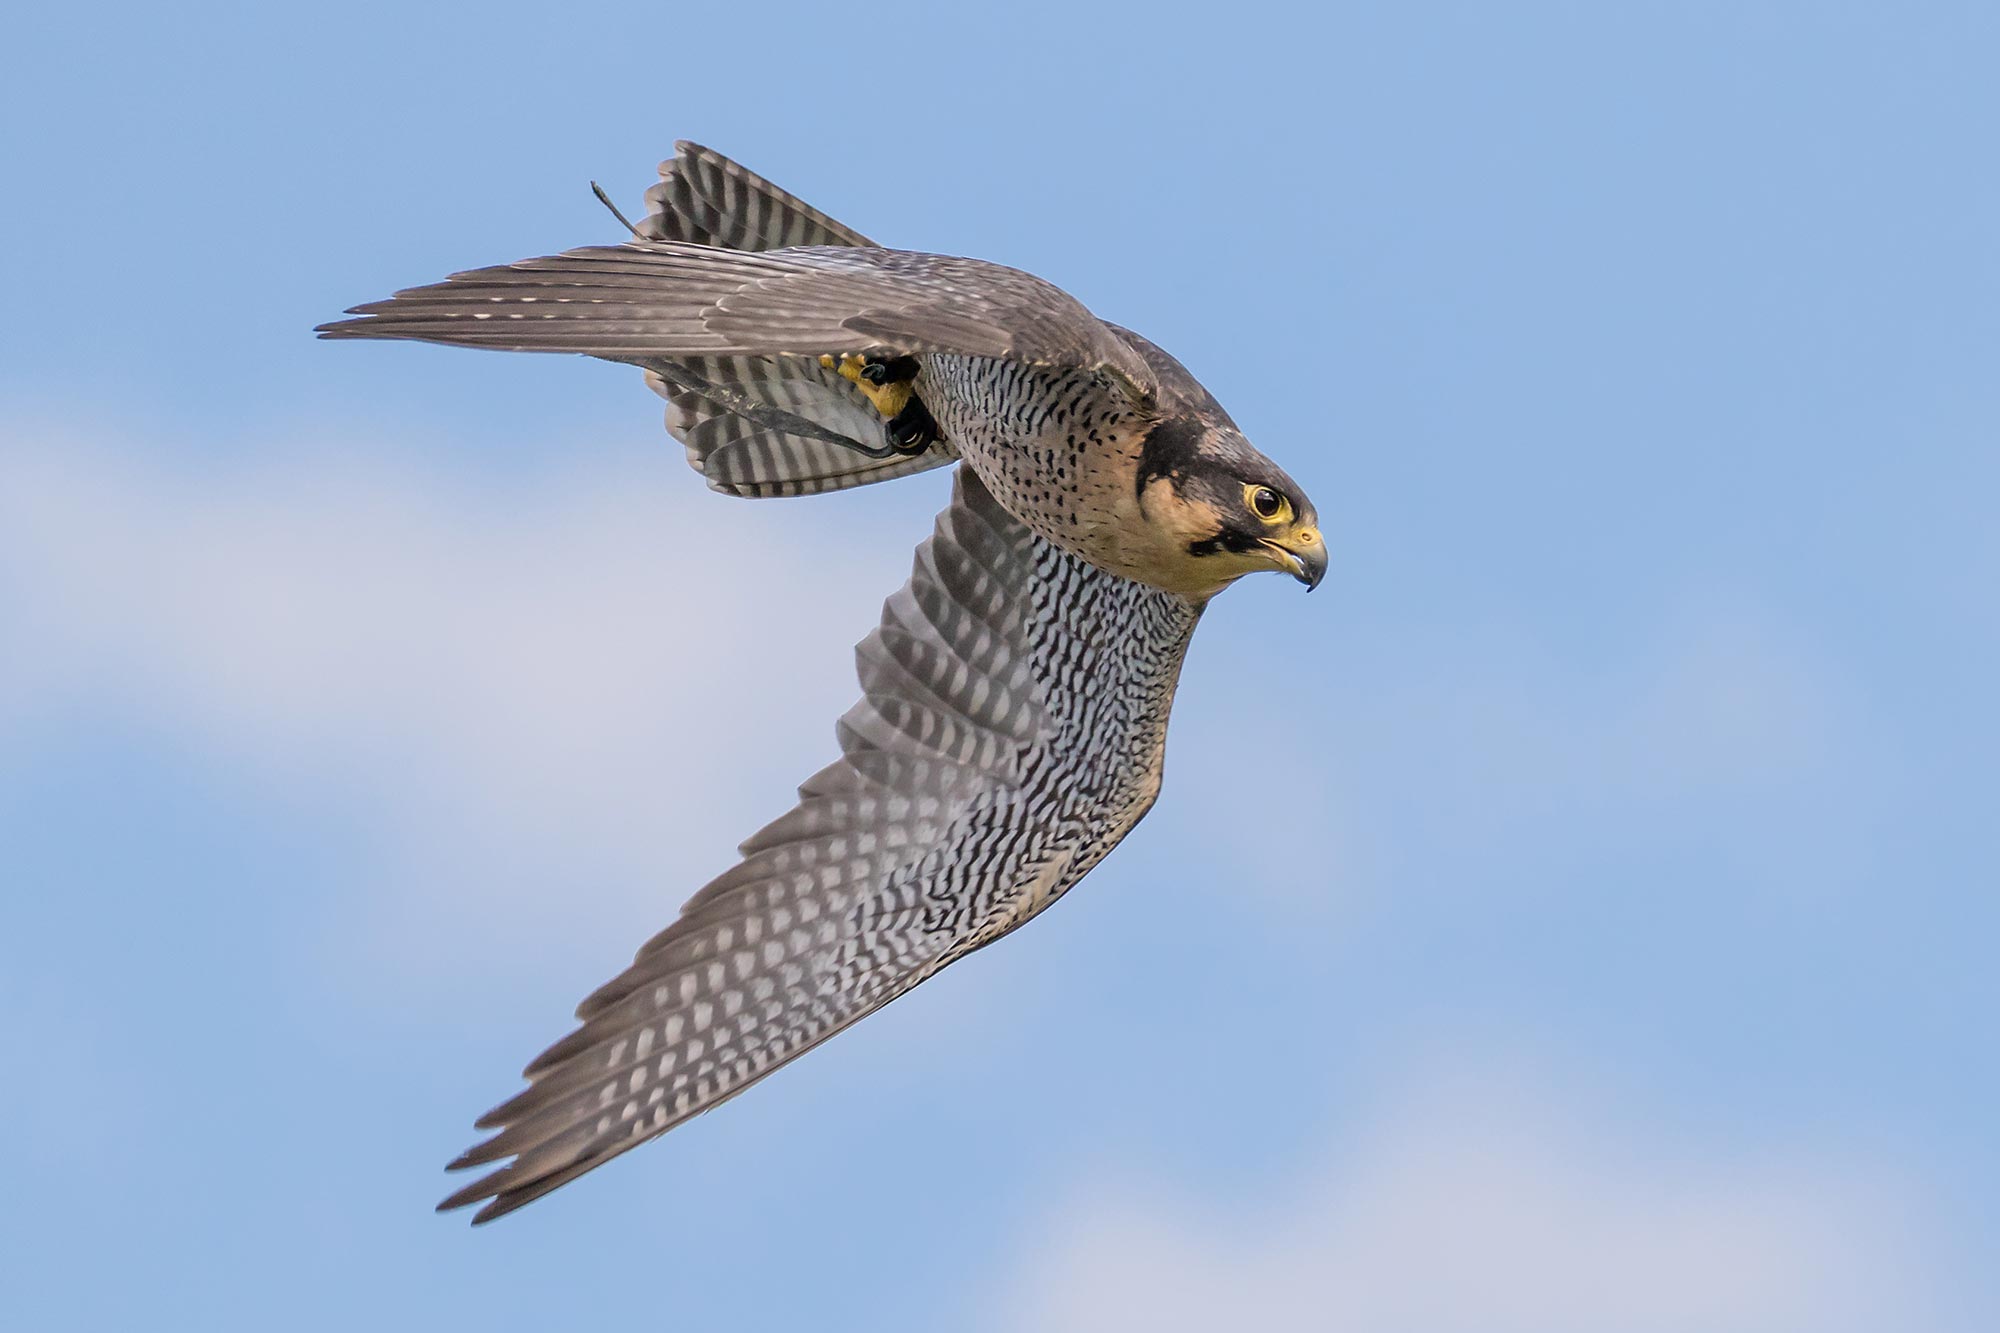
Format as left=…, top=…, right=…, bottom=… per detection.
left=440, top=467, right=1201, bottom=1222
left=315, top=242, right=1157, bottom=404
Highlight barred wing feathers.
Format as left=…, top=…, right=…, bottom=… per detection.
left=316, top=242, right=1157, bottom=403
left=440, top=467, right=1200, bottom=1222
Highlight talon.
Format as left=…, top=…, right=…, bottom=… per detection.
left=884, top=397, right=939, bottom=454
left=861, top=356, right=920, bottom=386
left=816, top=354, right=937, bottom=458
left=821, top=353, right=919, bottom=419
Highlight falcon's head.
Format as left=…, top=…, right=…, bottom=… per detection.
left=1133, top=415, right=1325, bottom=599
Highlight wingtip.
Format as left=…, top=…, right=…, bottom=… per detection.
left=436, top=1171, right=504, bottom=1216
left=468, top=1196, right=522, bottom=1225
left=315, top=309, right=383, bottom=339
left=436, top=1172, right=536, bottom=1226
left=436, top=1200, right=505, bottom=1226
left=445, top=1144, right=491, bottom=1171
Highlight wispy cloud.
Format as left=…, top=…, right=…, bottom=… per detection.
left=0, top=419, right=928, bottom=982
left=1000, top=1056, right=1949, bottom=1333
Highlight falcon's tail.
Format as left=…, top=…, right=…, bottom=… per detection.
left=635, top=141, right=875, bottom=252
left=635, top=143, right=954, bottom=497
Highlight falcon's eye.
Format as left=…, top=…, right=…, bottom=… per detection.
left=1247, top=485, right=1290, bottom=523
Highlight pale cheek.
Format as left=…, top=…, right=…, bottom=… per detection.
left=1122, top=481, right=1261, bottom=596
left=1137, top=478, right=1220, bottom=547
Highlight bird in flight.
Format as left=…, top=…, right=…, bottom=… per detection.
left=320, top=143, right=1325, bottom=1223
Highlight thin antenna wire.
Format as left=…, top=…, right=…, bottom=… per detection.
left=590, top=181, right=643, bottom=239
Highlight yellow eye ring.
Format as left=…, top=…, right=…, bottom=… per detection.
left=1246, top=484, right=1291, bottom=524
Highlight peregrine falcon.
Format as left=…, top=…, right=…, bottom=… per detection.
left=320, top=143, right=1325, bottom=1223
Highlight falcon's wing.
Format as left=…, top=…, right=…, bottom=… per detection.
left=440, top=466, right=1200, bottom=1223
left=315, top=242, right=1158, bottom=405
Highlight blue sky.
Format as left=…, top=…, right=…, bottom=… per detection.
left=3, top=2, right=1995, bottom=1328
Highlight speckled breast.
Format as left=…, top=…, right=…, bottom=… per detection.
left=917, top=354, right=1153, bottom=576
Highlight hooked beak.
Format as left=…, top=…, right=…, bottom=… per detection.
left=1263, top=529, right=1327, bottom=591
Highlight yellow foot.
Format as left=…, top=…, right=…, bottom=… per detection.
left=820, top=354, right=916, bottom=419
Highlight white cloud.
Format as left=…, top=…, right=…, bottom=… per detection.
left=0, top=419, right=929, bottom=983
left=1001, top=1058, right=1948, bottom=1333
